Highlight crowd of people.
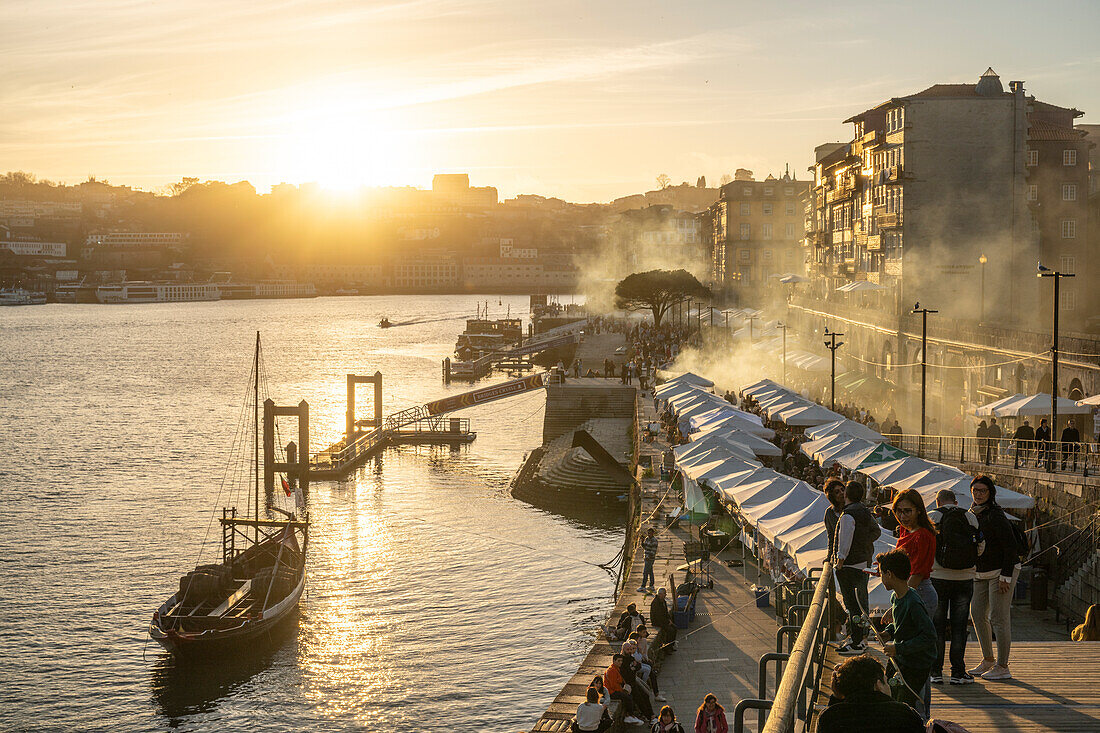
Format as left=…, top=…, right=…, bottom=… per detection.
left=820, top=473, right=1028, bottom=724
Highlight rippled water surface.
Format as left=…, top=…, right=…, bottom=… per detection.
left=0, top=295, right=619, bottom=732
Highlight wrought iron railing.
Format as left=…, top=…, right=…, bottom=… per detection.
left=885, top=433, right=1097, bottom=477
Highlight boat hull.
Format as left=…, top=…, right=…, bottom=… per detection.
left=150, top=570, right=305, bottom=658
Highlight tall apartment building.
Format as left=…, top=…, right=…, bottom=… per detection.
left=431, top=174, right=498, bottom=209
left=805, top=68, right=1092, bottom=330
left=790, top=69, right=1098, bottom=433
left=610, top=205, right=703, bottom=272
left=705, top=170, right=809, bottom=300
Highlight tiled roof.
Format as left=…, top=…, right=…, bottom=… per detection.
left=1029, top=119, right=1085, bottom=142
left=905, top=83, right=1009, bottom=99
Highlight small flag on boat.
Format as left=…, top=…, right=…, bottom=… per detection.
left=281, top=477, right=292, bottom=497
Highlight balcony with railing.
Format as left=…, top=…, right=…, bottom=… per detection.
left=877, top=211, right=901, bottom=228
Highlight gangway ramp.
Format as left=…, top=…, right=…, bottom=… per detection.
left=310, top=372, right=552, bottom=478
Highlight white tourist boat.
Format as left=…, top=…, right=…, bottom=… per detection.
left=95, top=281, right=221, bottom=304
left=0, top=288, right=47, bottom=306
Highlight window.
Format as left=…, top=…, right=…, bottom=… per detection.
left=740, top=249, right=750, bottom=263
left=762, top=203, right=773, bottom=215
left=1026, top=149, right=1038, bottom=167
left=786, top=223, right=796, bottom=238
left=740, top=202, right=750, bottom=216
left=1060, top=255, right=1076, bottom=273
left=1027, top=185, right=1038, bottom=201
left=1060, top=289, right=1076, bottom=311
left=784, top=187, right=794, bottom=196
left=740, top=223, right=751, bottom=240
left=785, top=203, right=796, bottom=215
left=743, top=187, right=753, bottom=196
left=1062, top=219, right=1077, bottom=239
left=763, top=250, right=773, bottom=262
left=1063, top=184, right=1077, bottom=201
left=764, top=187, right=774, bottom=196
left=762, top=223, right=773, bottom=240
left=1064, top=149, right=1077, bottom=166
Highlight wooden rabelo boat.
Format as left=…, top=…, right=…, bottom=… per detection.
left=149, top=333, right=309, bottom=657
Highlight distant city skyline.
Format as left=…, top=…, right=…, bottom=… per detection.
left=3, top=0, right=1098, bottom=202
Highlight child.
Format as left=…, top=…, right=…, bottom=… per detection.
left=876, top=549, right=937, bottom=716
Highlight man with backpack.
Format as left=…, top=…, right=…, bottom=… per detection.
left=928, top=489, right=983, bottom=685
left=833, top=480, right=882, bottom=656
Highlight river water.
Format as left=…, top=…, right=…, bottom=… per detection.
left=0, top=295, right=620, bottom=732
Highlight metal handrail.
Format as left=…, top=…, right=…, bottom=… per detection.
left=761, top=562, right=834, bottom=733
left=882, top=432, right=1097, bottom=477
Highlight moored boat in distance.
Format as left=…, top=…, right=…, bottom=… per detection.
left=96, top=281, right=221, bottom=304
left=149, top=333, right=309, bottom=658
left=0, top=288, right=47, bottom=306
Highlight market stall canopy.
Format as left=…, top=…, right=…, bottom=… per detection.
left=741, top=378, right=784, bottom=397
left=691, top=425, right=782, bottom=457
left=885, top=465, right=968, bottom=492
left=800, top=433, right=860, bottom=461
left=992, top=393, right=1093, bottom=416
left=915, top=477, right=1035, bottom=510
left=804, top=419, right=886, bottom=443
left=779, top=273, right=810, bottom=283
left=837, top=442, right=910, bottom=470
left=712, top=467, right=782, bottom=503
left=1077, top=394, right=1100, bottom=407
left=675, top=442, right=759, bottom=469
left=816, top=437, right=878, bottom=468
left=787, top=352, right=832, bottom=373
left=690, top=405, right=766, bottom=429
left=689, top=411, right=774, bottom=440
left=974, top=393, right=1025, bottom=416
left=655, top=381, right=706, bottom=400
left=665, top=371, right=715, bottom=389
left=733, top=476, right=805, bottom=511
left=754, top=490, right=829, bottom=542
left=858, top=456, right=944, bottom=485
left=776, top=403, right=845, bottom=427
left=742, top=483, right=820, bottom=527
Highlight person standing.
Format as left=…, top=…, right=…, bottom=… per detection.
left=639, top=528, right=658, bottom=593
left=1012, top=419, right=1035, bottom=466
left=928, top=489, right=982, bottom=685
left=693, top=694, right=728, bottom=733
left=976, top=420, right=989, bottom=465
left=878, top=549, right=937, bottom=717
left=987, top=418, right=1002, bottom=463
left=968, top=475, right=1023, bottom=681
left=573, top=359, right=582, bottom=378
left=1035, top=418, right=1052, bottom=469
left=892, top=489, right=938, bottom=617
left=652, top=705, right=686, bottom=733
left=835, top=481, right=882, bottom=656
left=1061, top=418, right=1081, bottom=471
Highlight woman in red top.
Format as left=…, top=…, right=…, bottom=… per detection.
left=892, top=488, right=939, bottom=616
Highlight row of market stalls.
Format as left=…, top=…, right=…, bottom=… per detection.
left=657, top=373, right=1038, bottom=610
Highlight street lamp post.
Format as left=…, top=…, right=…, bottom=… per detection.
left=777, top=321, right=788, bottom=385
left=978, top=254, right=987, bottom=325
left=824, top=327, right=845, bottom=411
left=1038, top=264, right=1076, bottom=459
left=911, top=302, right=938, bottom=436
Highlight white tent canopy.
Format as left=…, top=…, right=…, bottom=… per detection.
left=992, top=393, right=1092, bottom=416
left=674, top=442, right=759, bottom=469
left=776, top=403, right=845, bottom=426
left=1078, top=394, right=1100, bottom=407
left=689, top=410, right=775, bottom=439
left=974, top=393, right=1025, bottom=417
left=858, top=456, right=944, bottom=485
left=665, top=372, right=715, bottom=389
left=886, top=465, right=969, bottom=492
left=742, top=379, right=784, bottom=397
left=816, top=437, right=878, bottom=468
left=804, top=419, right=886, bottom=443
left=916, top=477, right=1036, bottom=510
left=691, top=424, right=783, bottom=457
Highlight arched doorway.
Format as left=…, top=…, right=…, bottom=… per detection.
left=1037, top=372, right=1053, bottom=395
left=1068, top=378, right=1084, bottom=401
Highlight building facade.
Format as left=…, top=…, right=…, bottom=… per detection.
left=706, top=170, right=809, bottom=301
left=791, top=69, right=1098, bottom=434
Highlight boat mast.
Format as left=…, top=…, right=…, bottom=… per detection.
left=254, top=330, right=260, bottom=542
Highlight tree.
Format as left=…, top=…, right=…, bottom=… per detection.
left=614, top=269, right=711, bottom=328
left=719, top=173, right=732, bottom=185
left=655, top=173, right=671, bottom=190
left=168, top=177, right=200, bottom=196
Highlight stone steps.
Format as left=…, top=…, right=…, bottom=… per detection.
left=1054, top=548, right=1100, bottom=621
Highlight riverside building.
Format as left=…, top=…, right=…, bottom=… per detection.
left=790, top=68, right=1098, bottom=431
left=705, top=169, right=810, bottom=303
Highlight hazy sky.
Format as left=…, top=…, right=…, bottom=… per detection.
left=2, top=0, right=1098, bottom=201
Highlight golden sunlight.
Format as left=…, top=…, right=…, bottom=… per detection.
left=277, top=99, right=408, bottom=191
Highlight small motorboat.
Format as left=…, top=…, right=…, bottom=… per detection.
left=379, top=317, right=393, bottom=328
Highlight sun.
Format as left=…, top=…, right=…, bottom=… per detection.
left=277, top=101, right=408, bottom=192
